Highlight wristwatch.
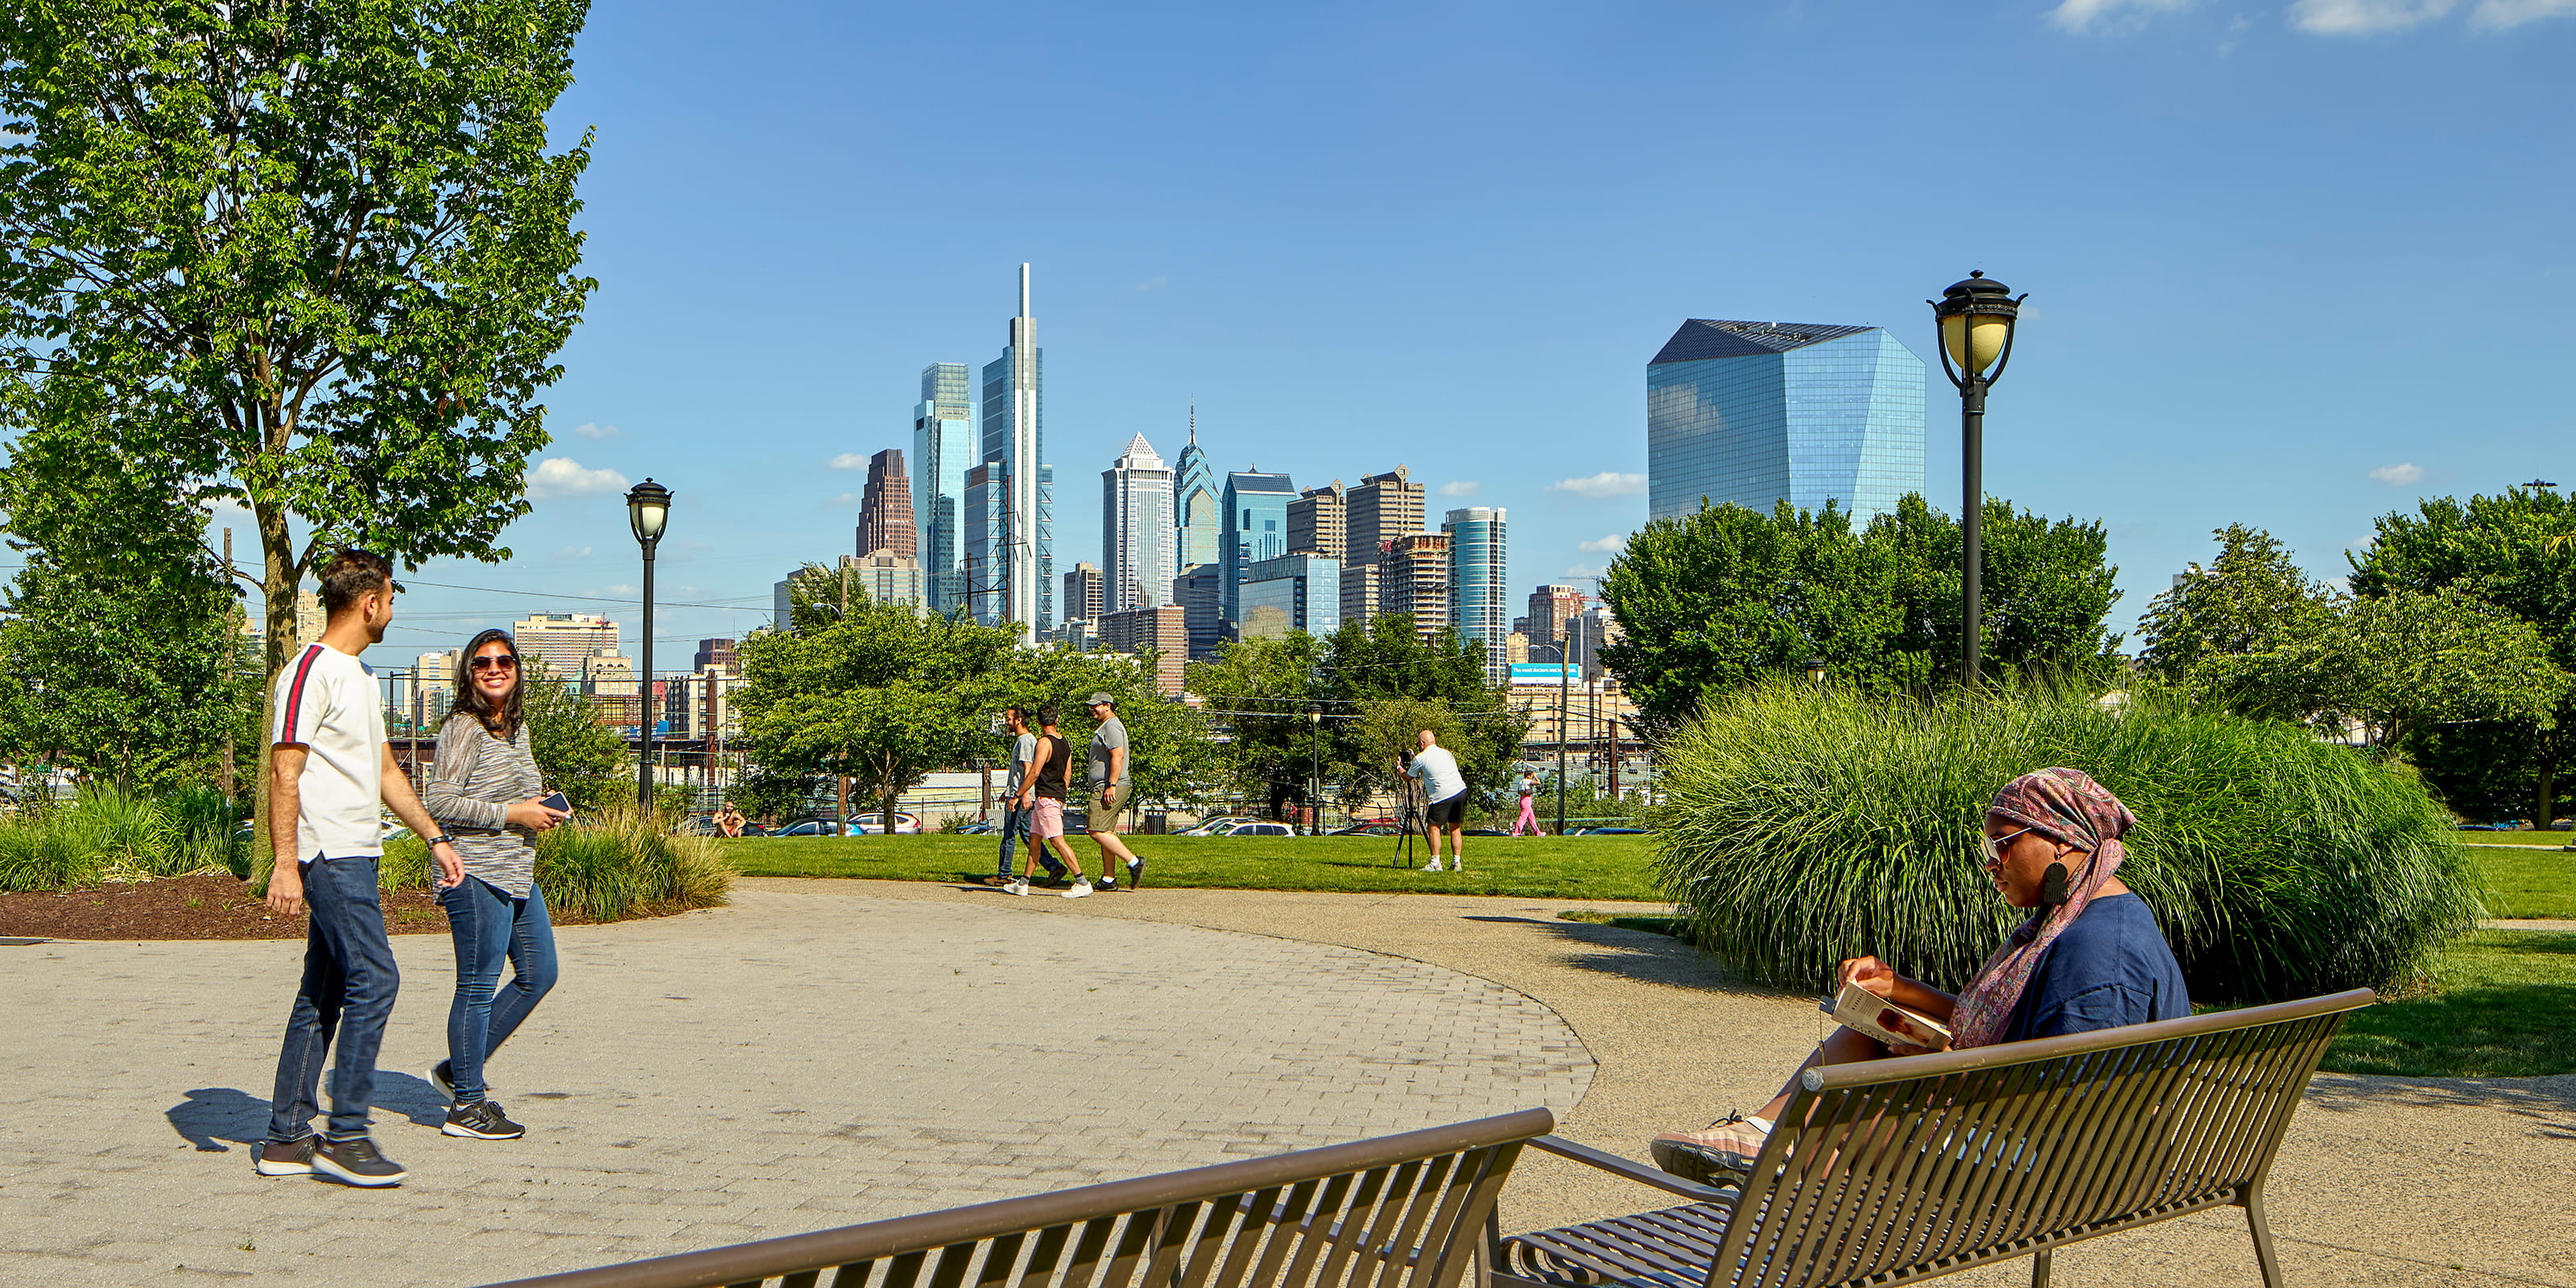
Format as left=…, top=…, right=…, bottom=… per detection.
left=425, top=835, right=457, bottom=848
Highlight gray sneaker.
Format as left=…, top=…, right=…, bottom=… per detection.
left=254, top=1136, right=316, bottom=1178
left=312, top=1136, right=408, bottom=1187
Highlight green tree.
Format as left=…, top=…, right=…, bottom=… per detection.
left=1874, top=494, right=2124, bottom=683
left=736, top=600, right=1018, bottom=832
left=1185, top=632, right=1327, bottom=811
left=2203, top=588, right=2566, bottom=750
left=1002, top=646, right=1212, bottom=812
left=0, top=1, right=597, bottom=677
left=2136, top=524, right=2339, bottom=683
left=2348, top=487, right=2576, bottom=827
left=516, top=661, right=625, bottom=811
left=1319, top=615, right=1525, bottom=811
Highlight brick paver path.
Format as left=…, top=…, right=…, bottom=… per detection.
left=0, top=887, right=1589, bottom=1286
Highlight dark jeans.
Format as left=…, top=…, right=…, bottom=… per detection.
left=267, top=855, right=398, bottom=1142
left=438, top=876, right=559, bottom=1104
left=996, top=806, right=1029, bottom=874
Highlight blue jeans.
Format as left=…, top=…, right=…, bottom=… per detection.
left=996, top=806, right=1029, bottom=875
left=267, top=855, right=398, bottom=1142
left=437, top=877, right=559, bottom=1104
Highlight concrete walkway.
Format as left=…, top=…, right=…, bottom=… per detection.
left=2, top=877, right=2568, bottom=1286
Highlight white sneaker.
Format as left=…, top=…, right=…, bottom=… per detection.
left=1005, top=880, right=1030, bottom=897
left=1421, top=859, right=1444, bottom=872
left=1062, top=880, right=1093, bottom=898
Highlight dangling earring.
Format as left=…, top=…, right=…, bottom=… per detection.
left=2039, top=862, right=2071, bottom=906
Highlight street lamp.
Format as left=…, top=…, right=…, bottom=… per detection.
left=1931, top=270, right=2025, bottom=687
left=1804, top=657, right=1827, bottom=687
left=1307, top=704, right=1323, bottom=834
left=626, top=478, right=671, bottom=809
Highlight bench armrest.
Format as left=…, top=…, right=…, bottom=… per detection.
left=1526, top=1135, right=1735, bottom=1203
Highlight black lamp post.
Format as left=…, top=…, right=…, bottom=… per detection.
left=1804, top=657, right=1827, bottom=687
left=626, top=478, right=671, bottom=808
left=1931, top=271, right=2025, bottom=687
left=1307, top=704, right=1323, bottom=834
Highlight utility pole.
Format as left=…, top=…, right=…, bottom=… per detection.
left=1555, top=650, right=1569, bottom=836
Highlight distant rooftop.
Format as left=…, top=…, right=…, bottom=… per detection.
left=1651, top=320, right=1877, bottom=364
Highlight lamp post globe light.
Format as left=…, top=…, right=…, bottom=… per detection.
left=1930, top=271, right=2025, bottom=687
left=1804, top=657, right=1828, bottom=687
left=626, top=478, right=671, bottom=808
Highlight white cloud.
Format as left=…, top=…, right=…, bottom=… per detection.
left=601, top=584, right=636, bottom=597
left=1547, top=472, right=1647, bottom=499
left=552, top=545, right=592, bottom=559
left=828, top=452, right=869, bottom=470
left=1133, top=275, right=1168, bottom=292
left=2368, top=463, right=2425, bottom=485
left=1439, top=481, right=1482, bottom=497
left=824, top=492, right=859, bottom=509
left=524, top=457, right=630, bottom=501
left=2470, top=0, right=2576, bottom=27
left=1563, top=564, right=1604, bottom=580
left=568, top=422, right=621, bottom=440
left=2047, top=0, right=2198, bottom=32
left=1578, top=534, right=1629, bottom=555
left=2291, top=0, right=2458, bottom=31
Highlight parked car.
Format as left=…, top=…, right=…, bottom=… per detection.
left=1463, top=828, right=1507, bottom=837
left=952, top=821, right=994, bottom=836
left=1326, top=816, right=1399, bottom=836
left=850, top=811, right=924, bottom=835
left=2455, top=820, right=2524, bottom=832
left=1573, top=826, right=1650, bottom=836
left=1177, top=815, right=1261, bottom=836
left=770, top=818, right=853, bottom=837
left=1212, top=820, right=1298, bottom=837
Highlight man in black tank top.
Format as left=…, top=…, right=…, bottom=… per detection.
left=1007, top=708, right=1084, bottom=896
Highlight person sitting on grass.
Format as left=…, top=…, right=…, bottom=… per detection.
left=1649, top=766, right=2190, bottom=1187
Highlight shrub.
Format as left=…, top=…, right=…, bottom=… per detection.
left=381, top=803, right=731, bottom=922
left=1655, top=681, right=2480, bottom=1004
left=0, top=814, right=101, bottom=890
left=0, top=785, right=246, bottom=889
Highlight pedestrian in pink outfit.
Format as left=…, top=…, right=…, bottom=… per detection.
left=1510, top=771, right=1542, bottom=836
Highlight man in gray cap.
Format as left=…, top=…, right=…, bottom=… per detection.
left=1081, top=691, right=1145, bottom=890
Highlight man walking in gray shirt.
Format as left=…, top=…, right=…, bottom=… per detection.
left=1083, top=692, right=1146, bottom=891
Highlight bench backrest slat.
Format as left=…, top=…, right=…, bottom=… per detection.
left=1705, top=993, right=2368, bottom=1288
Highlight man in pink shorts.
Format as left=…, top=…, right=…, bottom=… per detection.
left=1007, top=708, right=1084, bottom=897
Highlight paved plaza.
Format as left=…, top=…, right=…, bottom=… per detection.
left=2, top=878, right=2570, bottom=1286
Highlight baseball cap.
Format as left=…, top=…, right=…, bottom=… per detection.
left=1084, top=691, right=1115, bottom=707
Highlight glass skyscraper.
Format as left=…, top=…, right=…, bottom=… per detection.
left=1220, top=470, right=1296, bottom=625
left=1442, top=506, right=1509, bottom=681
left=973, top=265, right=1051, bottom=639
left=1174, top=410, right=1219, bottom=572
left=1647, top=320, right=1925, bottom=525
left=1102, top=434, right=1176, bottom=613
left=911, top=362, right=972, bottom=615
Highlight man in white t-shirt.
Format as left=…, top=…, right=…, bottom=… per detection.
left=256, top=550, right=462, bottom=1188
left=1404, top=729, right=1470, bottom=873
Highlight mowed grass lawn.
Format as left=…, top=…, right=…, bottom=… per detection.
left=720, top=833, right=1664, bottom=902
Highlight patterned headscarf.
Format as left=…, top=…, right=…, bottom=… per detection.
left=1947, top=767, right=2138, bottom=1050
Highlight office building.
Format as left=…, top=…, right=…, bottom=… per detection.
left=1174, top=563, right=1225, bottom=663
left=1525, top=585, right=1584, bottom=648
left=1219, top=469, right=1297, bottom=625
left=1443, top=506, right=1509, bottom=680
left=1506, top=631, right=1530, bottom=665
left=1240, top=553, right=1342, bottom=640
left=1647, top=319, right=1926, bottom=524
left=971, top=264, right=1050, bottom=640
left=1567, top=605, right=1624, bottom=681
left=1174, top=407, right=1219, bottom=571
left=914, top=362, right=976, bottom=615
left=1098, top=604, right=1189, bottom=696
left=848, top=550, right=926, bottom=611
left=513, top=613, right=620, bottom=679
left=1288, top=481, right=1345, bottom=558
left=1064, top=562, right=1104, bottom=624
left=1381, top=533, right=1451, bottom=642
left=694, top=638, right=738, bottom=675
left=403, top=650, right=459, bottom=731
left=857, top=448, right=916, bottom=559
left=1341, top=466, right=1425, bottom=625
left=1103, top=434, right=1176, bottom=612
left=581, top=650, right=638, bottom=731
left=294, top=589, right=324, bottom=647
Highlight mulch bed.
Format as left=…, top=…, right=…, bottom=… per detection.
left=0, top=873, right=605, bottom=942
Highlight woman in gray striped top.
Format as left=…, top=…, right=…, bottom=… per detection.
left=423, top=628, right=571, bottom=1141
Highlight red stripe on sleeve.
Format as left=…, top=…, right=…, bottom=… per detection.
left=279, top=644, right=324, bottom=742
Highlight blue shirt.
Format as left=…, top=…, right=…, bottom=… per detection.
left=2000, top=893, right=2192, bottom=1043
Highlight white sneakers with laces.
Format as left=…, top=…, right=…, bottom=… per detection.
left=1062, top=880, right=1094, bottom=898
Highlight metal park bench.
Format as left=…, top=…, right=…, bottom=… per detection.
left=485, top=1107, right=1554, bottom=1288
left=1494, top=989, right=2374, bottom=1288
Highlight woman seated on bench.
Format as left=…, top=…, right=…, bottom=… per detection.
left=1651, top=767, right=2190, bottom=1187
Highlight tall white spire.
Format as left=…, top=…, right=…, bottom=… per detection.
left=1019, top=262, right=1030, bottom=318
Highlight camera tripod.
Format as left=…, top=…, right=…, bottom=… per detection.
left=1390, top=776, right=1422, bottom=869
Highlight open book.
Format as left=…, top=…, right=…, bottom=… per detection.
left=1820, top=980, right=1954, bottom=1052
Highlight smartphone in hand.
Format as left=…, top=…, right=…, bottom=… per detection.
left=539, top=791, right=572, bottom=815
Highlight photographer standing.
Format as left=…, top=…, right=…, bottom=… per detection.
left=1405, top=729, right=1469, bottom=873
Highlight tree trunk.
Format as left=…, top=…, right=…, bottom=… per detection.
left=248, top=497, right=300, bottom=894
left=2536, top=731, right=2558, bottom=833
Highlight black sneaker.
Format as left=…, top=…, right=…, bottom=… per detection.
left=427, top=1060, right=456, bottom=1101
left=1126, top=857, right=1146, bottom=889
left=1040, top=856, right=1068, bottom=879
left=254, top=1136, right=316, bottom=1178
left=1096, top=875, right=1117, bottom=891
left=312, top=1136, right=408, bottom=1187
left=442, top=1100, right=526, bottom=1140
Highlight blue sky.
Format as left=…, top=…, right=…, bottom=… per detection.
left=348, top=0, right=2573, bottom=667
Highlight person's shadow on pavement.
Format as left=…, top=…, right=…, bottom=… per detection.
left=167, top=1073, right=448, bottom=1152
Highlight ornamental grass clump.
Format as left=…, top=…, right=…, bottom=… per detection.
left=382, top=803, right=732, bottom=922
left=1655, top=681, right=2479, bottom=1005
left=0, top=786, right=246, bottom=889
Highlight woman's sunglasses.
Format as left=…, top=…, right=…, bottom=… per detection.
left=469, top=654, right=519, bottom=673
left=1978, top=825, right=2033, bottom=865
